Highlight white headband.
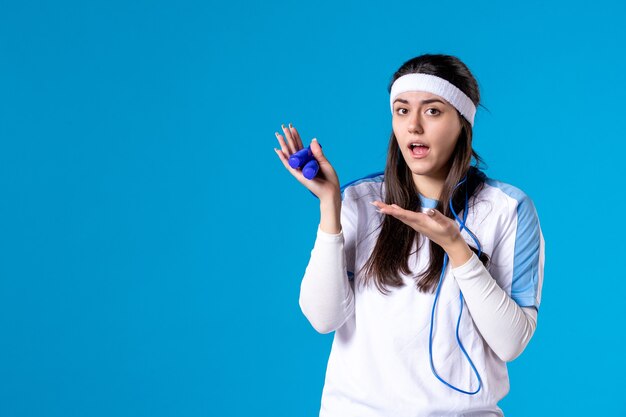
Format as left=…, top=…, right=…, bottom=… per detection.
left=389, top=73, right=476, bottom=127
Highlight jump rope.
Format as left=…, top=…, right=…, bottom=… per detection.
left=428, top=173, right=483, bottom=395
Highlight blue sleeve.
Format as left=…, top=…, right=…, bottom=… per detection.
left=509, top=195, right=544, bottom=311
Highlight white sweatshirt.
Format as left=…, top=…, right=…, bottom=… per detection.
left=300, top=226, right=538, bottom=360
left=299, top=171, right=545, bottom=417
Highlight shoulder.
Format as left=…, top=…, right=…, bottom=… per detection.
left=480, top=176, right=540, bottom=219
left=478, top=176, right=543, bottom=260
left=340, top=171, right=385, bottom=203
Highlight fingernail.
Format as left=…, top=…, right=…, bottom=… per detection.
left=428, top=209, right=435, bottom=215
left=289, top=122, right=292, bottom=128
left=281, top=124, right=285, bottom=129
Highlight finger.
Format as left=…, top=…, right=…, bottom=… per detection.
left=369, top=201, right=384, bottom=213
left=309, top=138, right=329, bottom=163
left=273, top=146, right=291, bottom=168
left=388, top=204, right=414, bottom=220
left=275, top=131, right=292, bottom=156
left=380, top=204, right=418, bottom=228
left=370, top=200, right=395, bottom=211
left=427, top=209, right=460, bottom=235
left=425, top=208, right=447, bottom=225
left=289, top=123, right=304, bottom=150
left=371, top=201, right=405, bottom=217
left=273, top=147, right=305, bottom=179
left=375, top=202, right=426, bottom=224
left=280, top=123, right=297, bottom=155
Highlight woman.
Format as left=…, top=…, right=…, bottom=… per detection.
left=273, top=53, right=544, bottom=417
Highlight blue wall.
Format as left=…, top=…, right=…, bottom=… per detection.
left=1, top=0, right=625, bottom=415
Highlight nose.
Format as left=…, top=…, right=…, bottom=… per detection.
left=408, top=112, right=423, bottom=134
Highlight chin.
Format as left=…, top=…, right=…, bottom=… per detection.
left=402, top=156, right=431, bottom=171
left=409, top=168, right=432, bottom=177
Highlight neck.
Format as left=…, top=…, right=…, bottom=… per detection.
left=412, top=174, right=445, bottom=201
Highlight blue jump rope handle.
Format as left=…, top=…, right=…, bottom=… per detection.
left=288, top=144, right=321, bottom=180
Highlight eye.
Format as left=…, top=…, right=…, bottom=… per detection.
left=395, top=107, right=408, bottom=115
left=426, top=108, right=441, bottom=115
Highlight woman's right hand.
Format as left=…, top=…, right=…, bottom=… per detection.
left=274, top=123, right=341, bottom=202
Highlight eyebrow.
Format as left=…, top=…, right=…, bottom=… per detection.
left=393, top=98, right=446, bottom=106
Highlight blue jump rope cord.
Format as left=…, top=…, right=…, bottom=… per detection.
left=428, top=175, right=484, bottom=395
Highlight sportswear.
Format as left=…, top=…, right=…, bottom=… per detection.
left=298, top=170, right=545, bottom=417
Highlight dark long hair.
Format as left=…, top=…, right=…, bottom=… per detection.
left=359, top=54, right=491, bottom=296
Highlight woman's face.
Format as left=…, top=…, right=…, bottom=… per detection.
left=392, top=90, right=463, bottom=182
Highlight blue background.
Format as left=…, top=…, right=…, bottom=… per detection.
left=1, top=0, right=625, bottom=416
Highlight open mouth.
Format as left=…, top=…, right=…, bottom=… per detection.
left=408, top=143, right=430, bottom=157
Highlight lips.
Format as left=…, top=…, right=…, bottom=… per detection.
left=407, top=141, right=430, bottom=158
left=408, top=141, right=429, bottom=149
left=408, top=143, right=430, bottom=159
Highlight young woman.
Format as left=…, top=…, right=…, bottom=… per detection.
left=273, top=54, right=544, bottom=417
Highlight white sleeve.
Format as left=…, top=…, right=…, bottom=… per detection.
left=298, top=226, right=355, bottom=334
left=450, top=251, right=538, bottom=362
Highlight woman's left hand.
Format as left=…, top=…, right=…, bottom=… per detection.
left=370, top=201, right=462, bottom=251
